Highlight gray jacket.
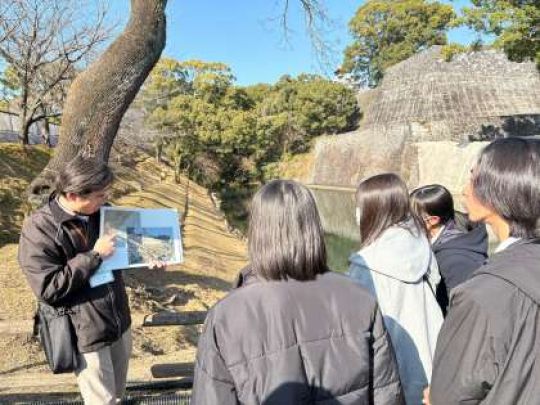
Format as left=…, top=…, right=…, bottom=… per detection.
left=431, top=239, right=540, bottom=404
left=191, top=271, right=404, bottom=405
left=348, top=225, right=443, bottom=405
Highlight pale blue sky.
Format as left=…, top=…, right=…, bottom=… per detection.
left=107, top=0, right=478, bottom=86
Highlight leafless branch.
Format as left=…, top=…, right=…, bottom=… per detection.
left=0, top=109, right=18, bottom=116
left=277, top=0, right=338, bottom=75
left=29, top=111, right=62, bottom=125
left=0, top=0, right=112, bottom=143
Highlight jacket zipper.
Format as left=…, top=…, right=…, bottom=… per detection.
left=73, top=220, right=122, bottom=341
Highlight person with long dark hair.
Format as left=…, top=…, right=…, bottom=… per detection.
left=348, top=173, right=443, bottom=405
left=410, top=185, right=488, bottom=314
left=191, top=180, right=404, bottom=404
left=428, top=138, right=540, bottom=404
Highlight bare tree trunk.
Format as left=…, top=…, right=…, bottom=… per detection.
left=29, top=0, right=167, bottom=199
left=19, top=113, right=30, bottom=145
left=40, top=119, right=51, bottom=147
left=155, top=137, right=163, bottom=163
left=19, top=86, right=30, bottom=145
left=174, top=156, right=181, bottom=184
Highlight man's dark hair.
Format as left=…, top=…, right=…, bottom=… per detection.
left=472, top=137, right=540, bottom=239
left=356, top=173, right=425, bottom=248
left=248, top=180, right=328, bottom=281
left=410, top=184, right=455, bottom=225
left=55, top=156, right=114, bottom=196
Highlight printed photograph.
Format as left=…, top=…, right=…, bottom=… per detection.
left=103, top=210, right=141, bottom=248
left=126, top=227, right=175, bottom=265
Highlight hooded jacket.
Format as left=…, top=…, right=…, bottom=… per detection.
left=191, top=271, right=404, bottom=405
left=18, top=196, right=131, bottom=353
left=430, top=239, right=540, bottom=404
left=432, top=220, right=488, bottom=314
left=348, top=224, right=443, bottom=405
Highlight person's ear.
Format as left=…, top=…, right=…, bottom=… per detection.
left=427, top=216, right=441, bottom=227
left=64, top=192, right=79, bottom=202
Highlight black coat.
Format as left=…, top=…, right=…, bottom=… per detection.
left=192, top=271, right=404, bottom=404
left=431, top=239, right=540, bottom=404
left=432, top=219, right=488, bottom=314
left=18, top=196, right=131, bottom=353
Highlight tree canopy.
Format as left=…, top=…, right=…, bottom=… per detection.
left=339, top=0, right=455, bottom=87
left=458, top=0, right=540, bottom=67
left=139, top=58, right=359, bottom=188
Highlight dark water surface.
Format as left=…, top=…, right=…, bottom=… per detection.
left=325, top=233, right=358, bottom=273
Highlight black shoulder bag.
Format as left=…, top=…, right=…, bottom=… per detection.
left=34, top=302, right=80, bottom=374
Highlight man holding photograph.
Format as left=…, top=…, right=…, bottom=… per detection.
left=18, top=157, right=131, bottom=405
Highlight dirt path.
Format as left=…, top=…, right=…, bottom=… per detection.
left=0, top=145, right=247, bottom=398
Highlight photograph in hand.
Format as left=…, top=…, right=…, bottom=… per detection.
left=102, top=209, right=141, bottom=248
left=126, top=227, right=175, bottom=264
left=90, top=207, right=183, bottom=287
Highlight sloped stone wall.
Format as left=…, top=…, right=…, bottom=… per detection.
left=311, top=47, right=540, bottom=189
left=415, top=141, right=488, bottom=210
left=364, top=47, right=540, bottom=134
left=308, top=47, right=539, bottom=236
left=309, top=141, right=488, bottom=240
left=309, top=128, right=408, bottom=187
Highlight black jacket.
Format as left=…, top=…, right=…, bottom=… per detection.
left=192, top=271, right=404, bottom=404
left=432, top=219, right=488, bottom=314
left=431, top=239, right=540, bottom=404
left=18, top=196, right=131, bottom=353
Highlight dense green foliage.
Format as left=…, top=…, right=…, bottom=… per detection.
left=139, top=58, right=359, bottom=189
left=458, top=0, right=540, bottom=67
left=339, top=0, right=455, bottom=87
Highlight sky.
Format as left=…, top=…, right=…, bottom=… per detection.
left=107, top=0, right=478, bottom=86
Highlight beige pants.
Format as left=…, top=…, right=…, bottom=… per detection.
left=75, top=329, right=132, bottom=405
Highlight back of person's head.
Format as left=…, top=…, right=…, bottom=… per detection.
left=356, top=173, right=423, bottom=248
left=472, top=137, right=540, bottom=239
left=248, top=179, right=327, bottom=281
left=55, top=156, right=114, bottom=197
left=410, top=184, right=455, bottom=226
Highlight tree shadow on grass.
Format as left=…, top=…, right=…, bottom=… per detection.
left=0, top=361, right=48, bottom=376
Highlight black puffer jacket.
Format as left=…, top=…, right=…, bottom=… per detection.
left=192, top=271, right=404, bottom=405
left=431, top=239, right=540, bottom=404
left=18, top=196, right=131, bottom=353
left=432, top=219, right=488, bottom=314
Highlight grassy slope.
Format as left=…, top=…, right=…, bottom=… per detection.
left=0, top=143, right=246, bottom=395
left=0, top=145, right=53, bottom=246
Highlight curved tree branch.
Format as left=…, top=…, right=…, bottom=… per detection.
left=29, top=0, right=167, bottom=199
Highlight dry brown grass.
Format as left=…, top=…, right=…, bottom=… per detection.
left=0, top=145, right=52, bottom=247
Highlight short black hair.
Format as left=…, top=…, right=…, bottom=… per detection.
left=472, top=137, right=540, bottom=238
left=410, top=184, right=455, bottom=225
left=248, top=180, right=328, bottom=281
left=55, top=156, right=114, bottom=196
